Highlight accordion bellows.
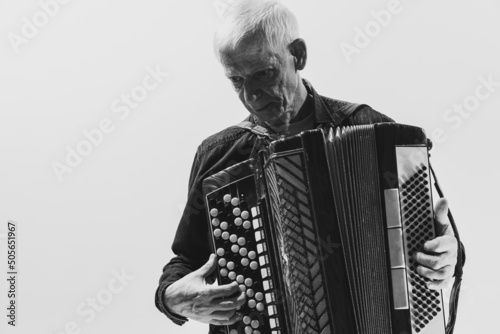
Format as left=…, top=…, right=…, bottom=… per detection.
left=202, top=123, right=446, bottom=334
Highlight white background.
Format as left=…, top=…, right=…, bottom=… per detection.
left=0, top=0, right=498, bottom=333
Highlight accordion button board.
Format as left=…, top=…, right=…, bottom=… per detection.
left=206, top=174, right=284, bottom=334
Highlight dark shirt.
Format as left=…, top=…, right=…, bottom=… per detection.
left=154, top=79, right=464, bottom=332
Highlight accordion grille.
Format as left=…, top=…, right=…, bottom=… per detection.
left=266, top=152, right=332, bottom=334
left=397, top=147, right=445, bottom=334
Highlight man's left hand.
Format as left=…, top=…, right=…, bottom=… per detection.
left=413, top=198, right=458, bottom=290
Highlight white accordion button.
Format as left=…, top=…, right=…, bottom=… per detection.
left=223, top=194, right=231, bottom=203
left=220, top=268, right=228, bottom=276
left=251, top=320, right=260, bottom=329
left=216, top=248, right=225, bottom=256
left=236, top=275, right=244, bottom=283
left=239, top=248, right=248, bottom=256
left=234, top=217, right=243, bottom=226
left=222, top=232, right=229, bottom=240
left=243, top=220, right=252, bottom=229
left=245, top=278, right=253, bottom=286
left=211, top=218, right=220, bottom=226
left=231, top=244, right=240, bottom=253
left=230, top=234, right=237, bottom=243
left=244, top=326, right=253, bottom=334
left=255, top=292, right=263, bottom=301
left=248, top=251, right=256, bottom=259
left=239, top=284, right=246, bottom=292
left=226, top=261, right=235, bottom=270
left=248, top=299, right=256, bottom=308
left=218, top=258, right=226, bottom=267
left=210, top=208, right=218, bottom=217
left=256, top=302, right=264, bottom=312
left=228, top=271, right=236, bottom=280
left=238, top=237, right=246, bottom=246
left=229, top=329, right=238, bottom=334
left=241, top=258, right=249, bottom=266
left=231, top=197, right=239, bottom=206
left=250, top=261, right=258, bottom=270
left=220, top=221, right=228, bottom=230
left=213, top=229, right=221, bottom=238
left=246, top=289, right=254, bottom=297
left=243, top=316, right=251, bottom=324
left=233, top=208, right=241, bottom=216
left=241, top=210, right=250, bottom=219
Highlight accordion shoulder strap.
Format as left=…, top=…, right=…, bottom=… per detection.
left=429, top=163, right=464, bottom=334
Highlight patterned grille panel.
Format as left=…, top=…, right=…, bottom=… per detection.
left=265, top=152, right=332, bottom=334
left=396, top=147, right=446, bottom=334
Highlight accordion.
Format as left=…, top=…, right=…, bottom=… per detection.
left=202, top=123, right=446, bottom=334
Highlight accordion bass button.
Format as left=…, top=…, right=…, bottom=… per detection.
left=213, top=229, right=222, bottom=238
left=255, top=292, right=263, bottom=301
left=241, top=258, right=249, bottom=266
left=246, top=289, right=254, bottom=297
left=256, top=303, right=264, bottom=312
left=243, top=221, right=252, bottom=229
left=228, top=271, right=236, bottom=280
left=236, top=275, right=244, bottom=283
left=245, top=278, right=253, bottom=286
left=233, top=208, right=241, bottom=216
left=222, top=232, right=230, bottom=240
left=239, top=284, right=246, bottom=292
left=211, top=218, right=220, bottom=226
left=241, top=211, right=250, bottom=219
left=223, top=194, right=231, bottom=203
left=250, top=261, right=258, bottom=270
left=248, top=251, right=256, bottom=259
left=251, top=320, right=260, bottom=329
left=248, top=299, right=256, bottom=308
left=231, top=245, right=240, bottom=253
left=243, top=316, right=251, bottom=324
left=230, top=234, right=238, bottom=243
left=245, top=326, right=253, bottom=334
left=227, top=261, right=235, bottom=270
left=234, top=217, right=243, bottom=226
left=220, top=269, right=228, bottom=277
left=218, top=258, right=227, bottom=267
left=210, top=209, right=218, bottom=217
left=231, top=197, right=240, bottom=206
left=220, top=222, right=229, bottom=230
left=229, top=330, right=238, bottom=334
left=239, top=248, right=248, bottom=256
left=216, top=248, right=225, bottom=256
left=238, top=237, right=246, bottom=246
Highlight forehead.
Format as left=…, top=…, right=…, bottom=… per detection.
left=221, top=36, right=285, bottom=75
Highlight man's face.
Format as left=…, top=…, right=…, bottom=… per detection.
left=220, top=34, right=305, bottom=127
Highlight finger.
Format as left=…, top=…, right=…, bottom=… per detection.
left=206, top=281, right=241, bottom=299
left=413, top=251, right=447, bottom=270
left=197, top=253, right=218, bottom=278
left=416, top=265, right=454, bottom=280
left=422, top=235, right=457, bottom=254
left=209, top=310, right=243, bottom=326
left=211, top=291, right=247, bottom=310
left=434, top=198, right=452, bottom=236
left=427, top=277, right=453, bottom=290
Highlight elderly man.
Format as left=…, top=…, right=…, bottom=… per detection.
left=155, top=0, right=464, bottom=332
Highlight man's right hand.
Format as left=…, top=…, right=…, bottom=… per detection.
left=163, top=253, right=246, bottom=326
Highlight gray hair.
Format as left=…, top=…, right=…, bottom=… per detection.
left=213, top=0, right=300, bottom=61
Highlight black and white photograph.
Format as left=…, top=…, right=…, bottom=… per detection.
left=0, top=0, right=498, bottom=333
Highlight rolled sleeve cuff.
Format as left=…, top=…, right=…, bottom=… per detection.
left=155, top=281, right=188, bottom=326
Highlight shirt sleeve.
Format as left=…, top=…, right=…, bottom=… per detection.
left=154, top=147, right=213, bottom=325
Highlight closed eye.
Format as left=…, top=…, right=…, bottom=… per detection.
left=256, top=69, right=273, bottom=80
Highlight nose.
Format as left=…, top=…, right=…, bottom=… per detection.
left=242, top=79, right=262, bottom=105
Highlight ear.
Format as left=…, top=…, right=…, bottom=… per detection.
left=289, top=38, right=307, bottom=71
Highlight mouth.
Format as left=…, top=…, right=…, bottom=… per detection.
left=253, top=103, right=271, bottom=112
